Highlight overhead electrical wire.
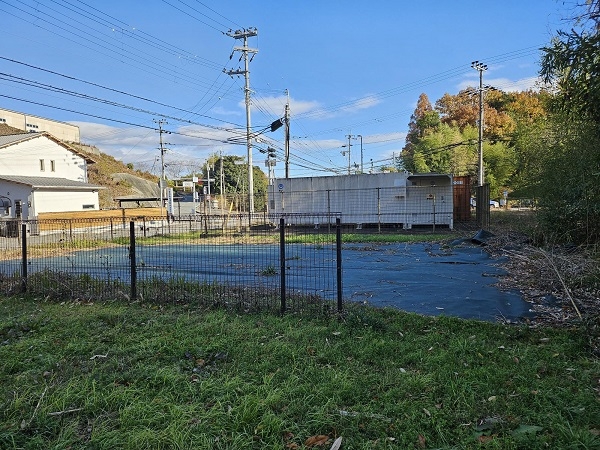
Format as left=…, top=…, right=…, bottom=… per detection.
left=1, top=0, right=547, bottom=176
left=0, top=71, right=249, bottom=135
left=0, top=56, right=242, bottom=128
left=0, top=0, right=235, bottom=97
left=0, top=94, right=247, bottom=146
left=51, top=0, right=222, bottom=70
left=160, top=0, right=231, bottom=32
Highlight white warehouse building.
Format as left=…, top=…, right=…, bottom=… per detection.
left=268, top=172, right=454, bottom=229
left=0, top=107, right=80, bottom=143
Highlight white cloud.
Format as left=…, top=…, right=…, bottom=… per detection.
left=74, top=120, right=247, bottom=169
left=340, top=95, right=382, bottom=114
left=251, top=94, right=321, bottom=116
left=457, top=76, right=543, bottom=93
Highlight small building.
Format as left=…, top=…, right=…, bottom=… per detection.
left=268, top=172, right=454, bottom=229
left=0, top=132, right=102, bottom=220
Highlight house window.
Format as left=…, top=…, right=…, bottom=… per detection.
left=82, top=204, right=95, bottom=209
left=40, top=159, right=45, bottom=171
left=0, top=118, right=6, bottom=123
left=50, top=160, right=55, bottom=172
left=26, top=123, right=39, bottom=129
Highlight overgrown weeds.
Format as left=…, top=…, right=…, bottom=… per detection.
left=485, top=210, right=600, bottom=354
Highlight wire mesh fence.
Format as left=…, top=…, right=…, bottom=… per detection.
left=0, top=214, right=342, bottom=315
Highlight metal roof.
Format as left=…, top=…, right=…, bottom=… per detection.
left=0, top=133, right=34, bottom=147
left=0, top=175, right=103, bottom=190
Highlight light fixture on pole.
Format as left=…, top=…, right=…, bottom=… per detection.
left=471, top=60, right=487, bottom=186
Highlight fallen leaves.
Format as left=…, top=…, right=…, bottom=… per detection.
left=304, top=435, right=329, bottom=447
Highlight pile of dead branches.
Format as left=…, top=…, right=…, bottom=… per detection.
left=484, top=231, right=599, bottom=354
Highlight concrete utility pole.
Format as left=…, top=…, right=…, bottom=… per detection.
left=284, top=90, right=290, bottom=178
left=357, top=134, right=363, bottom=174
left=154, top=119, right=169, bottom=217
left=225, top=28, right=258, bottom=213
left=220, top=151, right=225, bottom=213
left=344, top=134, right=352, bottom=175
left=471, top=61, right=487, bottom=186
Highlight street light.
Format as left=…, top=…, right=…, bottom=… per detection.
left=471, top=60, right=487, bottom=186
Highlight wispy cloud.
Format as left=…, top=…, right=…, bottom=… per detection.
left=74, top=121, right=246, bottom=167
left=457, top=76, right=543, bottom=92
left=340, top=95, right=382, bottom=114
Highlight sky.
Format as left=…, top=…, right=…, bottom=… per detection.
left=0, top=0, right=579, bottom=180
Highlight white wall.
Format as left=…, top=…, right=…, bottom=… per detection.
left=33, top=190, right=99, bottom=214
left=0, top=181, right=31, bottom=218
left=0, top=135, right=87, bottom=182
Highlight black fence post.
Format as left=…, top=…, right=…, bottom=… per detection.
left=336, top=217, right=343, bottom=313
left=279, top=217, right=286, bottom=315
left=129, top=221, right=137, bottom=301
left=21, top=224, right=27, bottom=293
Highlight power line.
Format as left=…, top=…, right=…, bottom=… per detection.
left=0, top=94, right=244, bottom=145
left=161, top=0, right=232, bottom=32
left=0, top=56, right=243, bottom=128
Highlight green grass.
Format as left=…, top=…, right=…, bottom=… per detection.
left=0, top=297, right=598, bottom=449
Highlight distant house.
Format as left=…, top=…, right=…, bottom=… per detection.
left=0, top=132, right=102, bottom=220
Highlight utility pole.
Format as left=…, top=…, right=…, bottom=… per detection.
left=154, top=119, right=169, bottom=217
left=344, top=134, right=353, bottom=175
left=471, top=60, right=487, bottom=186
left=220, top=151, right=225, bottom=213
left=357, top=134, right=363, bottom=174
left=225, top=28, right=258, bottom=214
left=206, top=162, right=214, bottom=212
left=284, top=90, right=290, bottom=178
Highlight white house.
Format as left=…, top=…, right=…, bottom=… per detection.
left=0, top=132, right=102, bottom=219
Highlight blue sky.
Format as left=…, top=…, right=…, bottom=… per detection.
left=0, top=0, right=575, bottom=179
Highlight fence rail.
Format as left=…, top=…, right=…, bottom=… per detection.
left=0, top=215, right=343, bottom=315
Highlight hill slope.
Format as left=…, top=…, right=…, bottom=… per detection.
left=71, top=143, right=159, bottom=209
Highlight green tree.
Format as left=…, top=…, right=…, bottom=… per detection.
left=540, top=8, right=600, bottom=124
left=535, top=0, right=600, bottom=243
left=401, top=93, right=440, bottom=172
left=211, top=155, right=269, bottom=212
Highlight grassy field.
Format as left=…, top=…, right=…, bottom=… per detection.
left=1, top=296, right=598, bottom=449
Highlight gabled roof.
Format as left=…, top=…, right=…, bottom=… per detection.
left=0, top=132, right=96, bottom=164
left=0, top=175, right=104, bottom=190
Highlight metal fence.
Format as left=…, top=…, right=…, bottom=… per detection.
left=0, top=214, right=342, bottom=315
